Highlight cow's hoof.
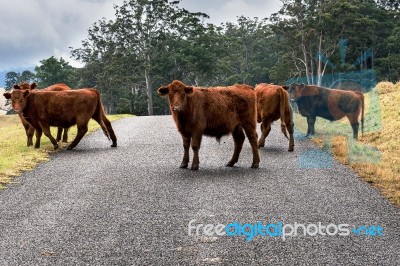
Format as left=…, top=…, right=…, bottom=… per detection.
left=190, top=164, right=199, bottom=171
left=226, top=162, right=235, bottom=167
left=251, top=163, right=259, bottom=169
left=111, top=142, right=117, bottom=147
left=66, top=146, right=73, bottom=150
left=180, top=163, right=188, bottom=169
left=53, top=144, right=59, bottom=150
left=288, top=147, right=294, bottom=152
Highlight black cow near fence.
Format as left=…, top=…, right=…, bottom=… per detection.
left=284, top=84, right=364, bottom=140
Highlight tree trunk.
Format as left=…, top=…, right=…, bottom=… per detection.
left=301, top=27, right=311, bottom=84
left=317, top=31, right=323, bottom=86
left=144, top=68, right=153, bottom=116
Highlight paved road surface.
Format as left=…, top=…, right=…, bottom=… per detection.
left=0, top=116, right=399, bottom=265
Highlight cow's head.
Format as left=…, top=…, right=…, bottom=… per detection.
left=285, top=83, right=306, bottom=102
left=14, top=82, right=37, bottom=91
left=3, top=89, right=31, bottom=113
left=158, top=80, right=194, bottom=112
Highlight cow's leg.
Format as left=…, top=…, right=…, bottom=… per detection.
left=56, top=127, right=62, bottom=142
left=180, top=135, right=191, bottom=169
left=242, top=123, right=260, bottom=169
left=258, top=119, right=271, bottom=148
left=103, top=117, right=117, bottom=147
left=40, top=124, right=59, bottom=150
left=67, top=123, right=88, bottom=150
left=62, top=128, right=69, bottom=143
left=227, top=125, right=245, bottom=167
left=306, top=116, right=316, bottom=136
left=26, top=126, right=35, bottom=147
left=34, top=128, right=42, bottom=149
left=286, top=119, right=295, bottom=152
left=347, top=114, right=359, bottom=140
left=190, top=133, right=203, bottom=170
left=93, top=115, right=117, bottom=147
left=351, top=122, right=359, bottom=140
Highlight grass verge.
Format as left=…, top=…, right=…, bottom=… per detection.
left=0, top=114, right=132, bottom=188
left=293, top=81, right=400, bottom=205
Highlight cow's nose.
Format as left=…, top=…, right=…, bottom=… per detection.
left=173, top=105, right=182, bottom=111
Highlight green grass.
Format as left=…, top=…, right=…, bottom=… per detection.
left=293, top=82, right=400, bottom=205
left=0, top=114, right=132, bottom=188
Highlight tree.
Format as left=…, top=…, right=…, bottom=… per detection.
left=214, top=17, right=276, bottom=86
left=72, top=0, right=208, bottom=115
left=376, top=17, right=400, bottom=82
left=269, top=0, right=395, bottom=86
left=113, top=0, right=208, bottom=115
left=4, top=71, right=19, bottom=91
left=4, top=70, right=35, bottom=90
left=35, top=56, right=77, bottom=88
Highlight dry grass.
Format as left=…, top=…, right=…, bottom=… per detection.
left=293, top=81, right=400, bottom=205
left=0, top=114, right=132, bottom=188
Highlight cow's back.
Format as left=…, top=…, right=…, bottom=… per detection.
left=26, top=89, right=99, bottom=128
left=255, top=84, right=283, bottom=121
left=43, top=83, right=71, bottom=92
left=181, top=85, right=256, bottom=138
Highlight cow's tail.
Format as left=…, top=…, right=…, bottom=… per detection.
left=279, top=88, right=290, bottom=140
left=92, top=90, right=111, bottom=141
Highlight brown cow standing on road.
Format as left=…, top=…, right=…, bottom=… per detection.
left=3, top=88, right=117, bottom=150
left=158, top=80, right=260, bottom=170
left=284, top=84, right=364, bottom=139
left=255, top=83, right=294, bottom=151
left=13, top=82, right=71, bottom=147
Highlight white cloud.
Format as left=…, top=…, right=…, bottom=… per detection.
left=0, top=0, right=122, bottom=70
left=0, top=0, right=281, bottom=71
left=179, top=0, right=281, bottom=25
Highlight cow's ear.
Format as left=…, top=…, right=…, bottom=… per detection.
left=30, top=83, right=37, bottom=90
left=23, top=90, right=30, bottom=97
left=157, top=86, right=169, bottom=96
left=3, top=92, right=11, bottom=99
left=282, top=85, right=289, bottom=90
left=184, top=86, right=194, bottom=94
left=13, top=84, right=21, bottom=90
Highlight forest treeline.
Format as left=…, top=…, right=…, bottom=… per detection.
left=4, top=0, right=400, bottom=115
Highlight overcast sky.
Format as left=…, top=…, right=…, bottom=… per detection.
left=0, top=0, right=282, bottom=72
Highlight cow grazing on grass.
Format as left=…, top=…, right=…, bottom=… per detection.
left=12, top=82, right=71, bottom=147
left=255, top=83, right=294, bottom=151
left=158, top=80, right=260, bottom=170
left=3, top=88, right=117, bottom=150
left=284, top=84, right=364, bottom=139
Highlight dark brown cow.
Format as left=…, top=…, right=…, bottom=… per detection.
left=3, top=88, right=117, bottom=150
left=284, top=84, right=364, bottom=139
left=13, top=82, right=71, bottom=147
left=255, top=83, right=294, bottom=151
left=158, top=80, right=260, bottom=170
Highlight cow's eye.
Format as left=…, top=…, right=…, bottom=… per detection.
left=20, top=100, right=24, bottom=102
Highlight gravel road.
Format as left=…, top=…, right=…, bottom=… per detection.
left=0, top=116, right=399, bottom=265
